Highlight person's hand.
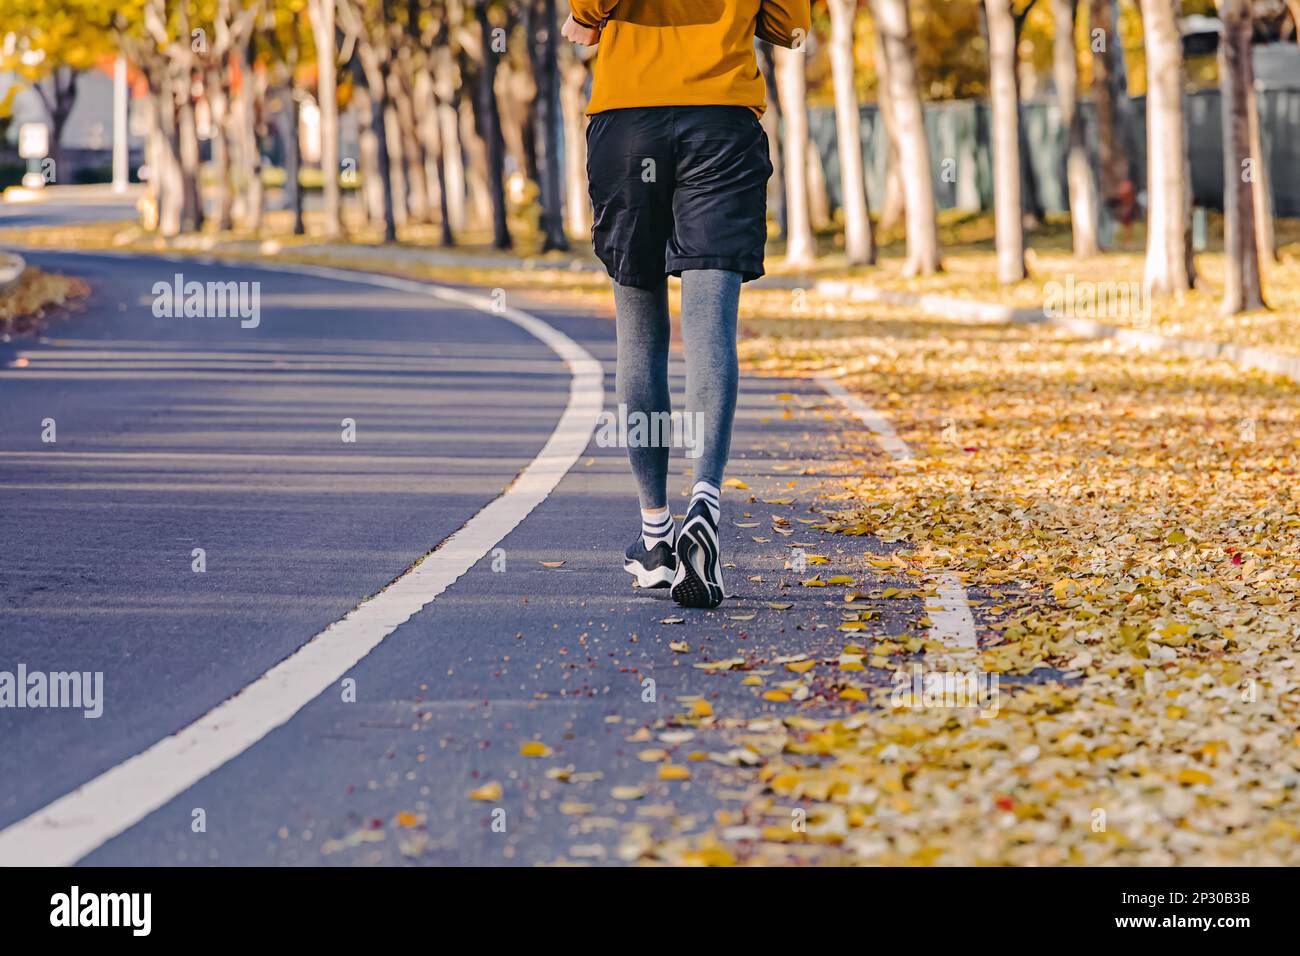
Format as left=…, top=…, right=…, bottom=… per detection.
left=561, top=13, right=602, bottom=45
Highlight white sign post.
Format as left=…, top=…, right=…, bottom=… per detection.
left=18, top=122, right=50, bottom=189
left=18, top=122, right=49, bottom=160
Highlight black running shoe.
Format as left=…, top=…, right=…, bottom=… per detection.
left=625, top=535, right=676, bottom=589
left=671, top=500, right=725, bottom=608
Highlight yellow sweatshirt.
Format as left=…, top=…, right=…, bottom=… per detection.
left=570, top=0, right=811, bottom=116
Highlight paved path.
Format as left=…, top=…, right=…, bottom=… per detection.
left=0, top=244, right=951, bottom=865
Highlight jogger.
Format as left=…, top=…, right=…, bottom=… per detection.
left=564, top=1, right=811, bottom=607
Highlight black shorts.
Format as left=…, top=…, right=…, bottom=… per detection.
left=586, top=105, right=773, bottom=290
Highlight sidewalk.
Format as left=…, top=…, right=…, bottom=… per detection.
left=812, top=277, right=1300, bottom=386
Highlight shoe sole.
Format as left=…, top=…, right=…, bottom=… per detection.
left=671, top=518, right=724, bottom=609
left=624, top=558, right=674, bottom=589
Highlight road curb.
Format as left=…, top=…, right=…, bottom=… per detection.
left=814, top=279, right=1300, bottom=386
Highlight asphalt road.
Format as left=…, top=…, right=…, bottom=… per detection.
left=0, top=225, right=923, bottom=865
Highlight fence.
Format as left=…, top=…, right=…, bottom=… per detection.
left=809, top=88, right=1300, bottom=219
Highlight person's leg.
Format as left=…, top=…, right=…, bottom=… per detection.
left=613, top=278, right=672, bottom=516
left=663, top=107, right=768, bottom=609
left=586, top=107, right=679, bottom=588
left=614, top=281, right=680, bottom=588
left=679, top=268, right=741, bottom=516
left=669, top=268, right=741, bottom=609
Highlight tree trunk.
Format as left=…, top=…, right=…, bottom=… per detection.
left=807, top=138, right=832, bottom=230
left=35, top=68, right=79, bottom=181
left=1012, top=8, right=1043, bottom=229
left=352, top=79, right=384, bottom=226
left=828, top=0, right=875, bottom=265
left=140, top=67, right=172, bottom=234
left=308, top=0, right=342, bottom=238
left=285, top=90, right=306, bottom=236
left=207, top=69, right=235, bottom=231
left=175, top=66, right=204, bottom=232
left=774, top=45, right=816, bottom=267
left=559, top=43, right=592, bottom=239
left=384, top=98, right=409, bottom=227
left=415, top=69, right=455, bottom=246
left=872, top=22, right=905, bottom=231
left=235, top=38, right=264, bottom=233
left=375, top=67, right=399, bottom=242
left=434, top=47, right=467, bottom=236
left=353, top=54, right=398, bottom=242
left=871, top=0, right=940, bottom=274
left=1219, top=0, right=1264, bottom=313
left=985, top=0, right=1026, bottom=282
left=1052, top=0, right=1098, bottom=254
left=390, top=65, right=429, bottom=224
left=476, top=1, right=513, bottom=249
left=1139, top=0, right=1195, bottom=293
left=1089, top=0, right=1131, bottom=245
left=153, top=69, right=184, bottom=238
left=758, top=44, right=786, bottom=237
left=459, top=96, right=493, bottom=229
left=1247, top=81, right=1276, bottom=264
left=531, top=0, right=569, bottom=251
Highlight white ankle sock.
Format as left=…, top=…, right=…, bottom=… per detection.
left=690, top=480, right=721, bottom=524
left=641, top=506, right=673, bottom=549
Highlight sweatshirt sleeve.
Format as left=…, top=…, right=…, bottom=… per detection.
left=569, top=0, right=619, bottom=28
left=755, top=0, right=811, bottom=48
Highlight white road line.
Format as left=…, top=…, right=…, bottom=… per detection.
left=0, top=257, right=604, bottom=866
left=924, top=573, right=978, bottom=651
left=816, top=375, right=913, bottom=461
left=814, top=374, right=977, bottom=651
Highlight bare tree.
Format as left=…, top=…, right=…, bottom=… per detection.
left=828, top=0, right=875, bottom=265
left=474, top=0, right=512, bottom=249
left=433, top=39, right=467, bottom=240
left=31, top=68, right=78, bottom=179
left=351, top=73, right=386, bottom=225
left=985, top=0, right=1026, bottom=282
left=558, top=40, right=593, bottom=239
left=1012, top=1, right=1043, bottom=228
left=1139, top=0, right=1195, bottom=293
left=758, top=44, right=786, bottom=237
left=338, top=0, right=398, bottom=240
left=871, top=16, right=905, bottom=231
left=774, top=44, right=816, bottom=266
left=201, top=0, right=260, bottom=232
left=870, top=0, right=940, bottom=274
left=1089, top=0, right=1135, bottom=243
left=1247, top=74, right=1276, bottom=264
left=233, top=31, right=267, bottom=232
left=113, top=9, right=181, bottom=236
left=308, top=0, right=342, bottom=237
left=1052, top=0, right=1098, bottom=254
left=406, top=0, right=459, bottom=246
left=143, top=0, right=204, bottom=232
left=1219, top=0, right=1265, bottom=312
left=528, top=0, right=567, bottom=251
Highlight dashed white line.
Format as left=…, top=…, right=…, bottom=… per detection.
left=0, top=257, right=604, bottom=866
left=816, top=375, right=913, bottom=461
left=814, top=374, right=977, bottom=652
